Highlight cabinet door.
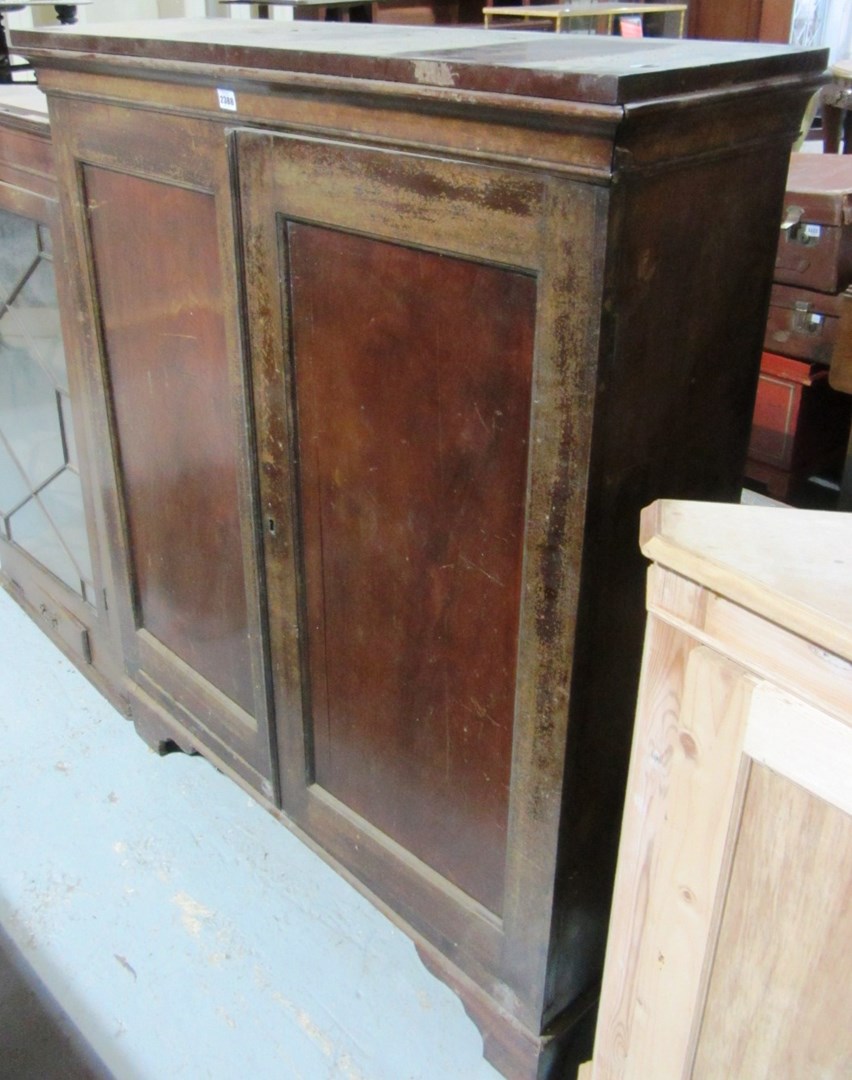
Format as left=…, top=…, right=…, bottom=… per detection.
left=0, top=182, right=103, bottom=670
left=50, top=100, right=275, bottom=796
left=237, top=129, right=606, bottom=1024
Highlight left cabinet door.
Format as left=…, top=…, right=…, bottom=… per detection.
left=0, top=118, right=111, bottom=677
left=49, top=99, right=275, bottom=798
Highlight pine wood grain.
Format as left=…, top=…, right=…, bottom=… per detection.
left=640, top=500, right=852, bottom=662
left=591, top=630, right=755, bottom=1079
left=693, top=762, right=852, bottom=1079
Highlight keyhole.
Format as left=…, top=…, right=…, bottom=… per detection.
left=268, top=517, right=276, bottom=536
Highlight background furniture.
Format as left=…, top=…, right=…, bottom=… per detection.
left=482, top=3, right=686, bottom=35
left=828, top=285, right=852, bottom=507
left=219, top=0, right=371, bottom=22
left=221, top=0, right=480, bottom=24
left=686, top=0, right=794, bottom=43
left=746, top=349, right=851, bottom=502
left=581, top=499, right=851, bottom=1079
left=0, top=3, right=83, bottom=83
left=8, top=20, right=825, bottom=1079
left=746, top=152, right=852, bottom=505
left=823, top=59, right=852, bottom=154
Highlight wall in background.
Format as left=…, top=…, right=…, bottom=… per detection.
left=11, top=1, right=239, bottom=31
left=824, top=0, right=852, bottom=62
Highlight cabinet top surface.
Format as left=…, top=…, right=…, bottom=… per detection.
left=11, top=19, right=826, bottom=106
left=641, top=500, right=852, bottom=663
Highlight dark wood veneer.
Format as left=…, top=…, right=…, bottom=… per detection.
left=287, top=222, right=535, bottom=914
left=85, top=167, right=254, bottom=715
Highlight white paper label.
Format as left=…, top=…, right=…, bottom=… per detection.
left=217, top=89, right=237, bottom=112
left=803, top=223, right=822, bottom=240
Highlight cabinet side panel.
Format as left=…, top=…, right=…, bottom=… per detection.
left=84, top=166, right=254, bottom=716
left=287, top=222, right=536, bottom=916
left=546, top=143, right=794, bottom=1021
left=693, top=762, right=852, bottom=1078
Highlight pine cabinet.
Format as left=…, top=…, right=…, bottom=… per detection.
left=583, top=501, right=852, bottom=1079
left=11, top=21, right=826, bottom=1078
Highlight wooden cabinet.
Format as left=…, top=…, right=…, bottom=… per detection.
left=583, top=500, right=852, bottom=1079
left=12, top=20, right=826, bottom=1079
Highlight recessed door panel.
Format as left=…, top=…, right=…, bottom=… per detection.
left=85, top=167, right=254, bottom=716
left=287, top=222, right=536, bottom=914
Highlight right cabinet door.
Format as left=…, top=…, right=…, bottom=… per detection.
left=236, top=129, right=607, bottom=1025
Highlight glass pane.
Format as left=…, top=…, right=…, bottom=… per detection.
left=11, top=259, right=69, bottom=392
left=8, top=496, right=81, bottom=595
left=0, top=211, right=38, bottom=299
left=0, top=208, right=94, bottom=605
left=0, top=436, right=30, bottom=515
left=0, top=314, right=66, bottom=491
left=37, top=468, right=93, bottom=584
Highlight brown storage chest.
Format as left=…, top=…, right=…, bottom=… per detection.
left=775, top=153, right=852, bottom=294
left=764, top=281, right=844, bottom=364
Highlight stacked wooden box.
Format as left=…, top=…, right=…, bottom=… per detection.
left=746, top=153, right=852, bottom=502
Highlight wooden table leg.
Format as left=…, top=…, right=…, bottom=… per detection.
left=53, top=4, right=79, bottom=24
left=0, top=14, right=11, bottom=85
left=823, top=67, right=852, bottom=154
left=823, top=101, right=845, bottom=153
left=838, top=427, right=852, bottom=511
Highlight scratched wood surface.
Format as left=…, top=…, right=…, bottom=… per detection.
left=10, top=19, right=828, bottom=107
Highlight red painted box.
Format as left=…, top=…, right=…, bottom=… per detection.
left=748, top=350, right=851, bottom=472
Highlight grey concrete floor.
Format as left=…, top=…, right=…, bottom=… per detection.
left=0, top=583, right=502, bottom=1080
